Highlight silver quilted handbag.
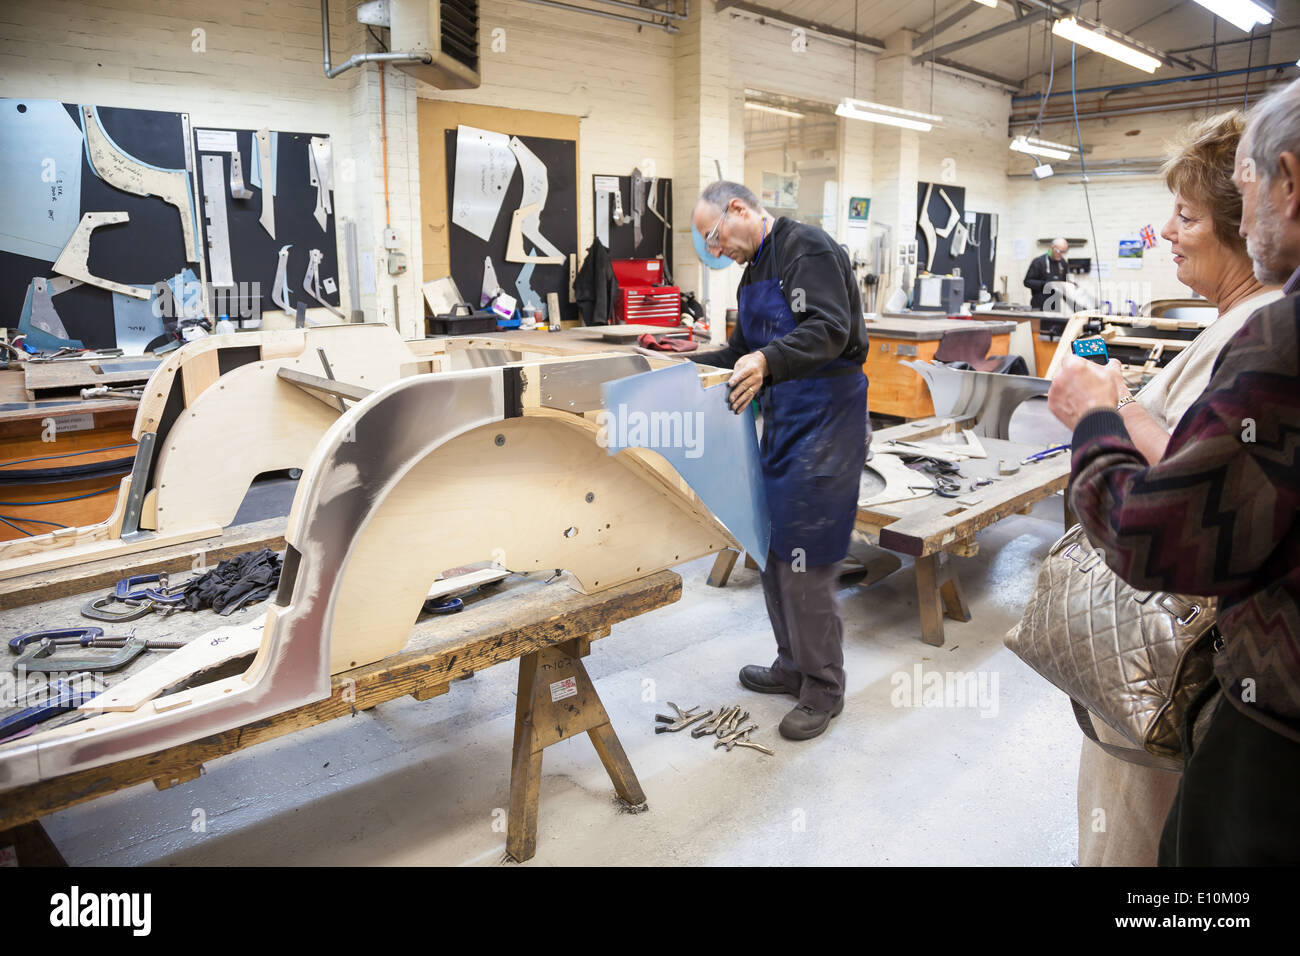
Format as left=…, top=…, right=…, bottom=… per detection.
left=1005, top=524, right=1218, bottom=770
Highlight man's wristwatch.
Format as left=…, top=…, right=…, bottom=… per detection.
left=1116, top=394, right=1136, bottom=412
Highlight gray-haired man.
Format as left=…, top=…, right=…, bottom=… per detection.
left=687, top=181, right=869, bottom=741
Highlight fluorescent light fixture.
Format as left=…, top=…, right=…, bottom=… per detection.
left=1010, top=135, right=1073, bottom=160
left=971, top=0, right=998, bottom=7
left=745, top=102, right=805, bottom=119
left=1190, top=0, right=1272, bottom=33
left=835, top=98, right=941, bottom=131
left=1052, top=17, right=1162, bottom=73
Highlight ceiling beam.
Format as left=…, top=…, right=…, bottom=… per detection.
left=715, top=1, right=886, bottom=51
left=914, top=8, right=1050, bottom=63
left=914, top=1, right=986, bottom=47
left=930, top=56, right=1021, bottom=90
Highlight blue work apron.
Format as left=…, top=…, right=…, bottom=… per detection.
left=739, top=276, right=867, bottom=567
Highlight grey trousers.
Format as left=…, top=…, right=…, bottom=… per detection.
left=758, top=552, right=845, bottom=711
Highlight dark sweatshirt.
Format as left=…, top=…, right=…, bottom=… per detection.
left=688, top=217, right=868, bottom=380
left=1069, top=295, right=1300, bottom=742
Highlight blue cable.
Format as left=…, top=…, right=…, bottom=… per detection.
left=1071, top=0, right=1104, bottom=307
left=0, top=514, right=67, bottom=528
left=0, top=488, right=116, bottom=506
left=0, top=516, right=32, bottom=537
left=0, top=443, right=136, bottom=469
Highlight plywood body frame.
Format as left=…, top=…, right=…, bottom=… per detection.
left=0, top=325, right=416, bottom=576
left=0, top=367, right=730, bottom=788
left=151, top=327, right=416, bottom=533
left=328, top=411, right=729, bottom=672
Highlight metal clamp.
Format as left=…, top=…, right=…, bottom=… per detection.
left=9, top=627, right=105, bottom=653
left=82, top=595, right=155, bottom=622
left=12, top=637, right=149, bottom=673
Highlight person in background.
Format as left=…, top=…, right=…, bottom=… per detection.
left=687, top=181, right=869, bottom=741
left=1023, top=237, right=1074, bottom=310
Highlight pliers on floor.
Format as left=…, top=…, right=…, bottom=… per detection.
left=717, top=728, right=775, bottom=755
left=691, top=704, right=739, bottom=738
left=654, top=702, right=712, bottom=733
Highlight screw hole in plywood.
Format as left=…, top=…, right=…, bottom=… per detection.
left=563, top=527, right=578, bottom=538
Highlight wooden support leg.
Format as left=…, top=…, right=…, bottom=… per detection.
left=506, top=638, right=645, bottom=863
left=939, top=562, right=971, bottom=623
left=913, top=554, right=947, bottom=647
left=707, top=548, right=740, bottom=588
left=0, top=821, right=67, bottom=866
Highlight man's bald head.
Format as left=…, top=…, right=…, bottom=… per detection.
left=1050, top=238, right=1069, bottom=259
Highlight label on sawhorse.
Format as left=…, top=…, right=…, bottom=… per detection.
left=549, top=677, right=578, bottom=703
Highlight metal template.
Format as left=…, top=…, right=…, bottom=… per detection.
left=53, top=211, right=150, bottom=299
left=255, top=128, right=275, bottom=239
left=308, top=136, right=333, bottom=230
left=80, top=105, right=199, bottom=263
left=302, top=248, right=343, bottom=318
left=902, top=360, right=1054, bottom=440
left=200, top=154, right=234, bottom=288
left=272, top=244, right=293, bottom=316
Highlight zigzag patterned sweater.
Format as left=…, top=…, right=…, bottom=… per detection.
left=1069, top=296, right=1300, bottom=742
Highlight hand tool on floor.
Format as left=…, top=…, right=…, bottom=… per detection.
left=0, top=679, right=101, bottom=741
left=715, top=722, right=759, bottom=748
left=716, top=729, right=775, bottom=755
left=8, top=627, right=105, bottom=652
left=691, top=704, right=739, bottom=738
left=12, top=637, right=149, bottom=673
left=716, top=707, right=749, bottom=739
left=654, top=702, right=712, bottom=733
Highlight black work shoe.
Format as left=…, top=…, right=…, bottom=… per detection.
left=739, top=664, right=799, bottom=697
left=778, top=698, right=845, bottom=741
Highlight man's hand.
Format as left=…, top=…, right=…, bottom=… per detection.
left=728, top=351, right=768, bottom=413
left=1048, top=355, right=1125, bottom=430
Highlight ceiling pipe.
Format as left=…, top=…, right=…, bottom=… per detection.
left=1012, top=61, right=1297, bottom=104
left=321, top=0, right=432, bottom=78
left=520, top=0, right=681, bottom=33
left=1009, top=90, right=1288, bottom=127
left=589, top=0, right=688, bottom=21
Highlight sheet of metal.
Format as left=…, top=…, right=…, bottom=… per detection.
left=111, top=286, right=166, bottom=355
left=200, top=155, right=234, bottom=288
left=309, top=136, right=333, bottom=230
left=303, top=247, right=343, bottom=318
left=596, top=189, right=610, bottom=247
left=15, top=279, right=84, bottom=350
left=453, top=125, right=517, bottom=242
left=515, top=260, right=543, bottom=317
left=0, top=98, right=84, bottom=262
left=631, top=166, right=644, bottom=248
left=272, top=244, right=293, bottom=316
left=255, top=128, right=275, bottom=239
left=902, top=361, right=1055, bottom=440
left=540, top=355, right=651, bottom=412
left=447, top=347, right=525, bottom=370
left=600, top=361, right=770, bottom=566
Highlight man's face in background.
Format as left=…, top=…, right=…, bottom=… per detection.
left=1050, top=241, right=1069, bottom=261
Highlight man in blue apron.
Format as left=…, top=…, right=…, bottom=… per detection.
left=688, top=181, right=869, bottom=740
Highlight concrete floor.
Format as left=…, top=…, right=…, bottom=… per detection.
left=38, top=483, right=1081, bottom=867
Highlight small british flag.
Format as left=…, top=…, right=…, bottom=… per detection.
left=1140, top=224, right=1157, bottom=249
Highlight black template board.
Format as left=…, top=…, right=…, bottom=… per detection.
left=0, top=101, right=195, bottom=349
left=443, top=129, right=577, bottom=323
left=594, top=174, right=674, bottom=280
left=192, top=128, right=340, bottom=323
left=915, top=182, right=999, bottom=301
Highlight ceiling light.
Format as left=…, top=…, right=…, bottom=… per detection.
left=745, top=102, right=805, bottom=119
left=1190, top=0, right=1272, bottom=33
left=1052, top=17, right=1162, bottom=74
left=1010, top=135, right=1073, bottom=160
left=835, top=98, right=941, bottom=131
left=971, top=0, right=998, bottom=7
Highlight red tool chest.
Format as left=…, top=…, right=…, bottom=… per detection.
left=611, top=258, right=682, bottom=327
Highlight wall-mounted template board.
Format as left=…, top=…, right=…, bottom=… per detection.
left=592, top=173, right=673, bottom=277
left=915, top=182, right=998, bottom=301
left=192, top=126, right=340, bottom=323
left=0, top=98, right=198, bottom=350
left=443, top=126, right=576, bottom=322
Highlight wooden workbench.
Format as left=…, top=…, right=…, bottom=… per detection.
left=859, top=416, right=1070, bottom=646
left=0, top=567, right=681, bottom=864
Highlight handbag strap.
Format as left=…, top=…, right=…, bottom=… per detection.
left=1070, top=699, right=1183, bottom=773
